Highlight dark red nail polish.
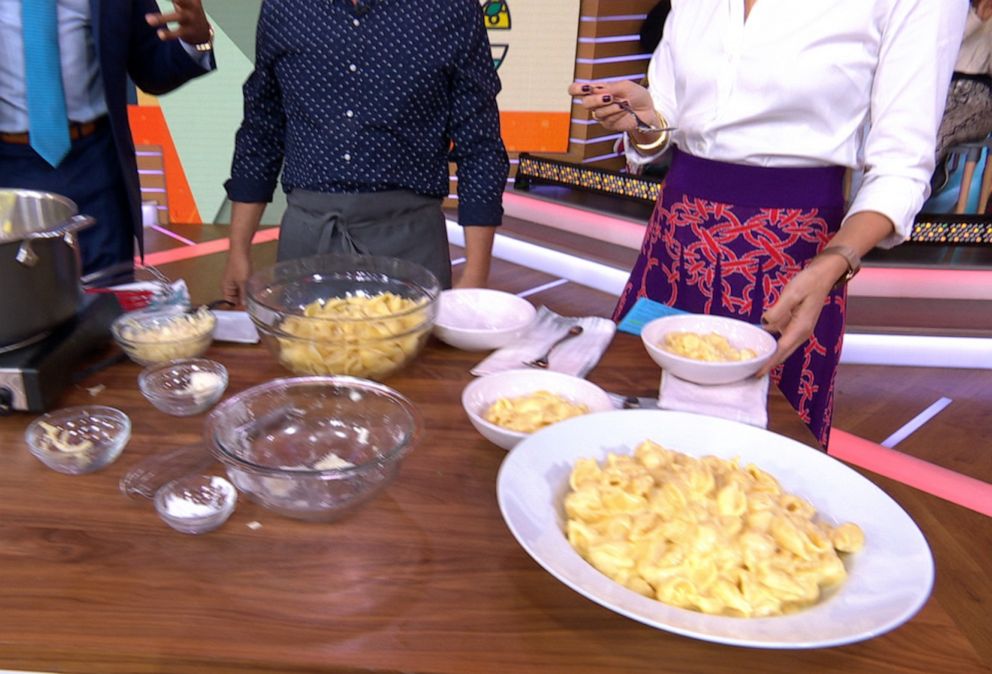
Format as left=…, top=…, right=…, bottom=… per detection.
left=602, top=95, right=612, bottom=103
left=581, top=85, right=591, bottom=93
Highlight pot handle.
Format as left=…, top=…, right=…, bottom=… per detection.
left=25, top=214, right=96, bottom=240
left=15, top=214, right=95, bottom=267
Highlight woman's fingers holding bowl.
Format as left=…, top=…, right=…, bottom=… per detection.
left=757, top=284, right=827, bottom=377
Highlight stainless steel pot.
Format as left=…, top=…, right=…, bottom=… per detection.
left=0, top=189, right=95, bottom=348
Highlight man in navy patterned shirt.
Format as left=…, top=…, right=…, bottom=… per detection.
left=221, top=0, right=509, bottom=299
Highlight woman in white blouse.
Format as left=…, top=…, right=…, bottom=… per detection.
left=570, top=0, right=967, bottom=447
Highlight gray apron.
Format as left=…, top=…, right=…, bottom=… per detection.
left=278, top=189, right=452, bottom=288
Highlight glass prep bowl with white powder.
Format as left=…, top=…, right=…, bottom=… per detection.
left=154, top=474, right=237, bottom=534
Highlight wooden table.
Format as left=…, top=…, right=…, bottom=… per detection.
left=0, top=331, right=988, bottom=674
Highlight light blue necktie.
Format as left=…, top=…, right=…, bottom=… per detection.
left=22, top=0, right=70, bottom=167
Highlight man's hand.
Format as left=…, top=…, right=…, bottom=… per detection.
left=221, top=250, right=252, bottom=307
left=146, top=0, right=211, bottom=44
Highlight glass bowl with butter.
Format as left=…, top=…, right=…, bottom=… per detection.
left=138, top=358, right=228, bottom=416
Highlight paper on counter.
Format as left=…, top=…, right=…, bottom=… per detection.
left=471, top=306, right=616, bottom=378
left=658, top=370, right=769, bottom=428
left=213, top=310, right=260, bottom=343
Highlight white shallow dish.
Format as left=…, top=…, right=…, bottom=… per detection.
left=434, top=288, right=536, bottom=351
left=497, top=409, right=934, bottom=649
left=641, top=313, right=777, bottom=385
left=462, top=369, right=615, bottom=450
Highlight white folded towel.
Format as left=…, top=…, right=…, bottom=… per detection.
left=657, top=370, right=770, bottom=428
left=471, top=306, right=616, bottom=378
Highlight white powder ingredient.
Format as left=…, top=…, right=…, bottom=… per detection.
left=162, top=476, right=230, bottom=518
left=312, top=452, right=355, bottom=470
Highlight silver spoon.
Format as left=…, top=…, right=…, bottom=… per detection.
left=524, top=325, right=584, bottom=368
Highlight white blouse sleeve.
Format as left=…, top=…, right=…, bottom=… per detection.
left=624, top=10, right=679, bottom=168
left=846, top=0, right=969, bottom=248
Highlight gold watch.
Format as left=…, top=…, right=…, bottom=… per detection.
left=818, top=244, right=862, bottom=288
left=193, top=27, right=215, bottom=53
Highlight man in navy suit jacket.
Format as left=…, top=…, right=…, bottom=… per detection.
left=0, top=0, right=215, bottom=285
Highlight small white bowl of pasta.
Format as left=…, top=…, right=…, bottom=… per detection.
left=433, top=288, right=537, bottom=351
left=461, top=369, right=614, bottom=450
left=641, top=313, right=777, bottom=385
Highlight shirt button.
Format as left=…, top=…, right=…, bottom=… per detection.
left=346, top=110, right=354, bottom=118
left=349, top=64, right=357, bottom=72
left=344, top=153, right=352, bottom=161
left=353, top=18, right=360, bottom=26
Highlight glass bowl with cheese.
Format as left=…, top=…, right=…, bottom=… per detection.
left=641, top=313, right=778, bottom=385
left=112, top=307, right=216, bottom=366
left=245, top=254, right=441, bottom=381
left=204, top=376, right=422, bottom=522
left=138, top=358, right=229, bottom=416
left=461, top=369, right=614, bottom=450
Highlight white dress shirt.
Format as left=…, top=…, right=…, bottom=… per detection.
left=627, top=0, right=969, bottom=247
left=0, top=0, right=212, bottom=133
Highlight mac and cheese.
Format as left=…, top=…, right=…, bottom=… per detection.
left=484, top=390, right=589, bottom=433
left=565, top=441, right=864, bottom=617
left=664, top=331, right=757, bottom=362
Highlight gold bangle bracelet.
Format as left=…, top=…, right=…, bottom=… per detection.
left=630, top=110, right=671, bottom=153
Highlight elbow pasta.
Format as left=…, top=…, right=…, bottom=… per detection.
left=564, top=441, right=864, bottom=617
left=276, top=292, right=431, bottom=379
left=664, top=331, right=757, bottom=362
left=484, top=390, right=589, bottom=433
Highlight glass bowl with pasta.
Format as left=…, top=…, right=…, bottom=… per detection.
left=245, top=254, right=441, bottom=381
left=204, top=375, right=422, bottom=522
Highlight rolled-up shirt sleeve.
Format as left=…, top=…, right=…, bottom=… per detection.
left=624, top=11, right=677, bottom=169
left=448, top=1, right=509, bottom=227
left=846, top=0, right=968, bottom=248
left=224, top=4, right=286, bottom=204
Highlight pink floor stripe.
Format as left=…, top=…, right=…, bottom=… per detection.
left=829, top=428, right=992, bottom=517
left=138, top=227, right=280, bottom=267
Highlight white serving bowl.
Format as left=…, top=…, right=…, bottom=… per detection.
left=640, top=313, right=777, bottom=385
left=461, top=369, right=614, bottom=451
left=433, top=288, right=536, bottom=351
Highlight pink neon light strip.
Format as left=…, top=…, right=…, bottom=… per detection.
left=829, top=429, right=992, bottom=517
left=137, top=226, right=280, bottom=267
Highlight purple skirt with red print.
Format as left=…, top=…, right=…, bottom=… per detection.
left=614, top=149, right=848, bottom=448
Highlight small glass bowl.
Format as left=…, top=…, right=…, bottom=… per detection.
left=25, top=405, right=131, bottom=474
left=138, top=358, right=229, bottom=416
left=154, top=474, right=237, bottom=534
left=112, top=308, right=217, bottom=366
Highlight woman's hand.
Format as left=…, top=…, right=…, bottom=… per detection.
left=567, top=80, right=657, bottom=134
left=757, top=254, right=849, bottom=376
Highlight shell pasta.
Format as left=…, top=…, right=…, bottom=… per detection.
left=564, top=441, right=864, bottom=617
left=276, top=292, right=430, bottom=379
